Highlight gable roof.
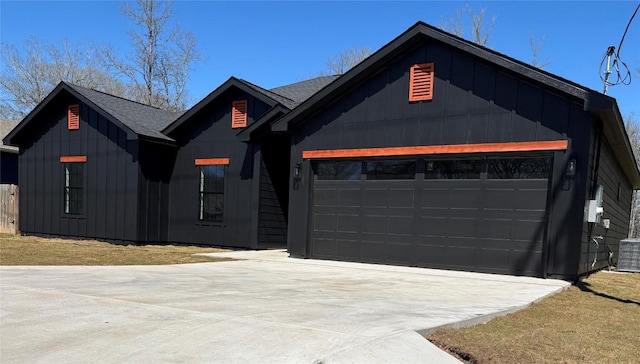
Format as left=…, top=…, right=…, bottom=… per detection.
left=163, top=75, right=338, bottom=137
left=240, top=79, right=298, bottom=109
left=66, top=83, right=182, bottom=142
left=0, top=119, right=19, bottom=153
left=163, top=77, right=289, bottom=135
left=273, top=22, right=604, bottom=132
left=270, top=75, right=340, bottom=105
left=272, top=21, right=640, bottom=187
left=4, top=82, right=181, bottom=146
left=235, top=76, right=340, bottom=141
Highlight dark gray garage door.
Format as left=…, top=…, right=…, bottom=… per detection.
left=310, top=157, right=551, bottom=276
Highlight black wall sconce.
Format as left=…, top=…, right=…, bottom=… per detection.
left=566, top=157, right=577, bottom=178
left=293, top=162, right=302, bottom=190
left=294, top=162, right=302, bottom=180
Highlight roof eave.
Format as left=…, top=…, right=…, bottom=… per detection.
left=4, top=82, right=67, bottom=145
left=590, top=100, right=640, bottom=189
left=0, top=145, right=18, bottom=154
left=162, top=77, right=282, bottom=136
left=272, top=21, right=595, bottom=133
left=4, top=82, right=147, bottom=145
left=237, top=104, right=290, bottom=142
left=137, top=134, right=178, bottom=147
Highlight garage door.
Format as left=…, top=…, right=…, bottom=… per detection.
left=310, top=157, right=551, bottom=276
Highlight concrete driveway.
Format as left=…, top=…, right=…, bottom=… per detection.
left=0, top=250, right=569, bottom=363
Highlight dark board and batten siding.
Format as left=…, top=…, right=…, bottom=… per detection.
left=578, top=136, right=633, bottom=274
left=258, top=158, right=287, bottom=247
left=166, top=89, right=270, bottom=247
left=18, top=94, right=140, bottom=242
left=137, top=141, right=176, bottom=243
left=288, top=39, right=594, bottom=278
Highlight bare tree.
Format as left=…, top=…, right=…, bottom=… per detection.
left=529, top=32, right=551, bottom=69
left=328, top=46, right=372, bottom=75
left=625, top=112, right=640, bottom=237
left=439, top=4, right=497, bottom=46
left=317, top=46, right=372, bottom=76
left=440, top=9, right=464, bottom=38
left=0, top=37, right=125, bottom=120
left=102, top=0, right=198, bottom=111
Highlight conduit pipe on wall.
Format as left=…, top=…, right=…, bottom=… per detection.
left=586, top=120, right=605, bottom=273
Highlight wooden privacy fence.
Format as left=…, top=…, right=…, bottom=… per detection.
left=0, top=184, right=18, bottom=234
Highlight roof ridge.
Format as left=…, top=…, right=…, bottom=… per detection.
left=413, top=22, right=597, bottom=96
left=63, top=82, right=182, bottom=114
left=63, top=82, right=177, bottom=142
left=269, top=75, right=340, bottom=92
left=237, top=78, right=297, bottom=103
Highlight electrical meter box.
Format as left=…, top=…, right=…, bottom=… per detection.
left=585, top=185, right=604, bottom=223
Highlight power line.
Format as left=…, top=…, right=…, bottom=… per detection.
left=617, top=2, right=640, bottom=57
left=600, top=2, right=639, bottom=94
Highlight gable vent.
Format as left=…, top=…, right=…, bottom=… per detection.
left=231, top=100, right=248, bottom=128
left=68, top=104, right=80, bottom=130
left=409, top=63, right=434, bottom=102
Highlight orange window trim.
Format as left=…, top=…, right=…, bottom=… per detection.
left=302, top=140, right=568, bottom=159
left=68, top=104, right=80, bottom=130
left=409, top=63, right=434, bottom=102
left=60, top=156, right=87, bottom=163
left=231, top=100, right=248, bottom=129
left=195, top=158, right=230, bottom=166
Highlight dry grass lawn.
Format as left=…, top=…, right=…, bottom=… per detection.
left=428, top=271, right=640, bottom=364
left=0, top=234, right=233, bottom=265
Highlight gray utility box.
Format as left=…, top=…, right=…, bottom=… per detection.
left=618, top=239, right=640, bottom=273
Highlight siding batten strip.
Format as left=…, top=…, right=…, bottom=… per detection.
left=302, top=140, right=569, bottom=159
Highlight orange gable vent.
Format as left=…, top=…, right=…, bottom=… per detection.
left=231, top=100, right=248, bottom=128
left=409, top=63, right=434, bottom=102
left=68, top=104, right=80, bottom=130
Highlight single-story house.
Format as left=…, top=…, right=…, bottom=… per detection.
left=4, top=21, right=638, bottom=279
left=3, top=83, right=182, bottom=243
left=274, top=22, right=640, bottom=279
left=3, top=76, right=334, bottom=247
left=1, top=119, right=19, bottom=184
left=161, top=76, right=336, bottom=248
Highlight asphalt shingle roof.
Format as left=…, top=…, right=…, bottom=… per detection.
left=66, top=83, right=182, bottom=141
left=269, top=75, right=340, bottom=106
left=236, top=79, right=299, bottom=110
left=11, top=75, right=338, bottom=145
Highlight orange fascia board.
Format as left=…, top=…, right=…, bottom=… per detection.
left=302, top=140, right=568, bottom=159
left=59, top=156, right=87, bottom=163
left=194, top=158, right=230, bottom=166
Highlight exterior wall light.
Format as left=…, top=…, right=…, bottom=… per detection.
left=294, top=162, right=302, bottom=179
left=293, top=162, right=303, bottom=190
left=566, top=158, right=577, bottom=177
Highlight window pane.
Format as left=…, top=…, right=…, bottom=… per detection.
left=69, top=188, right=83, bottom=214
left=201, top=193, right=223, bottom=222
left=425, top=160, right=482, bottom=179
left=366, top=160, right=416, bottom=180
left=316, top=162, right=361, bottom=180
left=202, top=165, right=224, bottom=179
left=199, top=165, right=225, bottom=222
left=488, top=158, right=550, bottom=179
left=63, top=163, right=83, bottom=214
